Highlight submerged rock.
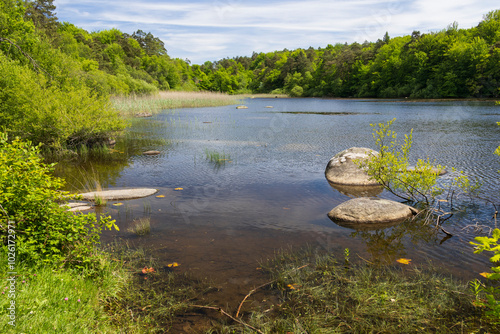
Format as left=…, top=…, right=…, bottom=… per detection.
left=325, top=147, right=379, bottom=186
left=143, top=150, right=161, bottom=155
left=79, top=188, right=158, bottom=200
left=328, top=197, right=417, bottom=229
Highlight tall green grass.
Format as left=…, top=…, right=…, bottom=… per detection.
left=112, top=91, right=241, bottom=116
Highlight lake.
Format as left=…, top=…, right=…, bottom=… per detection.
left=57, top=98, right=500, bottom=285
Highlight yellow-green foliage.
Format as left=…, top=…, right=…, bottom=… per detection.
left=0, top=134, right=118, bottom=267
left=0, top=53, right=126, bottom=150
left=470, top=228, right=500, bottom=323
left=360, top=118, right=444, bottom=204
left=360, top=118, right=479, bottom=206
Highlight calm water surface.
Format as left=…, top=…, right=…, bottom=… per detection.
left=58, top=98, right=500, bottom=282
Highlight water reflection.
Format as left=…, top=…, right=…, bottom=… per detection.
left=53, top=98, right=499, bottom=280
left=348, top=218, right=441, bottom=265
left=327, top=181, right=384, bottom=198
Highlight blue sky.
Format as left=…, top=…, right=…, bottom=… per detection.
left=53, top=0, right=499, bottom=64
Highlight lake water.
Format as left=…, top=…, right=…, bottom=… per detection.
left=57, top=98, right=500, bottom=284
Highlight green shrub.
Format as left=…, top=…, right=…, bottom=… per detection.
left=0, top=134, right=118, bottom=268
left=360, top=118, right=479, bottom=206
left=0, top=53, right=126, bottom=151
left=470, top=228, right=500, bottom=323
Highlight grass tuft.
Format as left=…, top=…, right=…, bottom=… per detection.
left=127, top=217, right=151, bottom=236
left=204, top=149, right=231, bottom=168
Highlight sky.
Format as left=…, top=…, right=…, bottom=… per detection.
left=53, top=0, right=500, bottom=64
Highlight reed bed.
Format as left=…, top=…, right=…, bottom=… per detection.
left=112, top=91, right=241, bottom=116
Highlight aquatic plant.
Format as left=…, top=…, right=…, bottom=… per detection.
left=204, top=149, right=231, bottom=167
left=127, top=217, right=151, bottom=236
left=207, top=250, right=492, bottom=333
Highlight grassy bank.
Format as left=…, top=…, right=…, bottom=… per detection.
left=0, top=250, right=126, bottom=333
left=2, top=245, right=497, bottom=333
left=0, top=243, right=207, bottom=333
left=112, top=91, right=241, bottom=116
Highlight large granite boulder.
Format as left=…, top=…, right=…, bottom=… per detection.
left=325, top=147, right=379, bottom=186
left=328, top=197, right=417, bottom=230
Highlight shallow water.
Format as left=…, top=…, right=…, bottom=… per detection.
left=57, top=98, right=500, bottom=283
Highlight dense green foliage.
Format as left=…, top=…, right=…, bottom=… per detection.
left=3, top=1, right=499, bottom=101
left=0, top=0, right=126, bottom=151
left=0, top=134, right=117, bottom=267
left=199, top=10, right=500, bottom=98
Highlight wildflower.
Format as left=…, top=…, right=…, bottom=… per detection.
left=64, top=297, right=68, bottom=301
left=77, top=299, right=81, bottom=302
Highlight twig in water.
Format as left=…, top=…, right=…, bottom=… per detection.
left=236, top=264, right=309, bottom=318
left=236, top=281, right=275, bottom=318
left=190, top=305, right=264, bottom=334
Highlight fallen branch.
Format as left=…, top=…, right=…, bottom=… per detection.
left=236, top=264, right=309, bottom=318
left=235, top=281, right=274, bottom=318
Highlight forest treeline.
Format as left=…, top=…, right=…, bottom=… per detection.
left=203, top=12, right=500, bottom=98
left=1, top=0, right=499, bottom=150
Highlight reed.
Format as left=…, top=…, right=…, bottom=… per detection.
left=204, top=149, right=232, bottom=168
left=112, top=91, right=241, bottom=116
left=127, top=217, right=151, bottom=236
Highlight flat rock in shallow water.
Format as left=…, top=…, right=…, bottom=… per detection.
left=79, top=188, right=158, bottom=200
left=328, top=197, right=417, bottom=226
left=60, top=202, right=93, bottom=212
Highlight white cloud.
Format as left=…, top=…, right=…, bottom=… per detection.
left=53, top=0, right=500, bottom=63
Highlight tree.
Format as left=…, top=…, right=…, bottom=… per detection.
left=132, top=30, right=167, bottom=56
left=23, top=0, right=58, bottom=37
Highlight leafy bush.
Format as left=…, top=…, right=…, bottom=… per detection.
left=0, top=53, right=126, bottom=151
left=360, top=119, right=479, bottom=206
left=0, top=134, right=118, bottom=268
left=470, top=228, right=500, bottom=323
